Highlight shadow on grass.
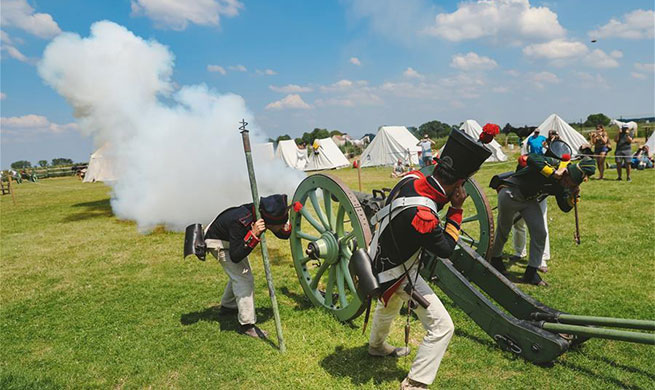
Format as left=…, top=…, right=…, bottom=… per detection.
left=588, top=354, right=655, bottom=382
left=319, top=345, right=406, bottom=386
left=279, top=286, right=313, bottom=311
left=180, top=305, right=273, bottom=329
left=180, top=305, right=278, bottom=349
left=558, top=361, right=645, bottom=390
left=62, top=198, right=113, bottom=222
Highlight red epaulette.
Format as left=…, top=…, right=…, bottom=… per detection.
left=411, top=206, right=439, bottom=234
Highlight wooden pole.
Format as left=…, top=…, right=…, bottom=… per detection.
left=8, top=175, right=16, bottom=205
left=357, top=160, right=362, bottom=192
left=239, top=120, right=286, bottom=352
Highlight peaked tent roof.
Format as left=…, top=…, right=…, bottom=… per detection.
left=83, top=143, right=117, bottom=183
left=304, top=138, right=350, bottom=171
left=522, top=114, right=587, bottom=154
left=275, top=139, right=307, bottom=170
left=449, top=120, right=507, bottom=162
left=645, top=132, right=655, bottom=157
left=360, top=126, right=420, bottom=167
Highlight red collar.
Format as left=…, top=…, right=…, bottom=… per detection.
left=414, top=175, right=448, bottom=204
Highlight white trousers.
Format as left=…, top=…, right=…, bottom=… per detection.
left=209, top=243, right=256, bottom=325
left=512, top=198, right=550, bottom=266
left=369, top=276, right=454, bottom=385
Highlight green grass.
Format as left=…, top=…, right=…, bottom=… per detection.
left=1, top=158, right=654, bottom=389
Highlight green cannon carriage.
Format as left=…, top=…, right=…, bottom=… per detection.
left=287, top=168, right=654, bottom=364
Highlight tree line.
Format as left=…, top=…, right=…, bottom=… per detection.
left=10, top=158, right=75, bottom=170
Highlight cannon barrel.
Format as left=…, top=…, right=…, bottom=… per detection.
left=538, top=322, right=655, bottom=345
left=532, top=312, right=655, bottom=331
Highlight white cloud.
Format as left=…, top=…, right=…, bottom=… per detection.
left=584, top=49, right=620, bottom=69
left=4, top=44, right=29, bottom=62
left=450, top=52, right=498, bottom=71
left=207, top=64, right=226, bottom=75
left=530, top=71, right=559, bottom=88
left=269, top=84, right=313, bottom=93
left=426, top=0, right=565, bottom=44
left=256, top=69, right=277, bottom=76
left=228, top=64, right=247, bottom=72
left=610, top=50, right=623, bottom=59
left=492, top=86, right=509, bottom=93
left=523, top=39, right=588, bottom=59
left=631, top=72, right=647, bottom=79
left=315, top=90, right=382, bottom=107
left=403, top=67, right=424, bottom=79
left=350, top=57, right=362, bottom=66
left=0, top=92, right=6, bottom=100
left=0, top=114, right=78, bottom=140
left=0, top=30, right=30, bottom=63
left=590, top=9, right=654, bottom=40
left=574, top=72, right=609, bottom=89
left=635, top=63, right=655, bottom=72
left=320, top=79, right=355, bottom=92
left=265, top=94, right=311, bottom=110
left=131, top=0, right=243, bottom=30
left=0, top=0, right=61, bottom=38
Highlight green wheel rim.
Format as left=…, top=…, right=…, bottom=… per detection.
left=290, top=174, right=372, bottom=322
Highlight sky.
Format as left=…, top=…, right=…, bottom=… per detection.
left=1, top=0, right=654, bottom=168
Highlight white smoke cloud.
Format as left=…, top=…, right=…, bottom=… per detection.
left=38, top=21, right=303, bottom=231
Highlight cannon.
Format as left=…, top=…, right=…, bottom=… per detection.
left=288, top=167, right=654, bottom=364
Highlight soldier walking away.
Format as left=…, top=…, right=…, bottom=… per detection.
left=367, top=129, right=495, bottom=389
left=203, top=194, right=291, bottom=339
left=488, top=151, right=595, bottom=286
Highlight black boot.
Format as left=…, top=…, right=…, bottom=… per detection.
left=522, top=266, right=548, bottom=286
left=490, top=256, right=507, bottom=275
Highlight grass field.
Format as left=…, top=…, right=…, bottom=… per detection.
left=1, top=155, right=654, bottom=389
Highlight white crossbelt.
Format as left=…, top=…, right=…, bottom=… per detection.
left=367, top=185, right=439, bottom=282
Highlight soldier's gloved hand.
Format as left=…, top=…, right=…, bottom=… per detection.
left=251, top=219, right=267, bottom=237
left=450, top=184, right=468, bottom=209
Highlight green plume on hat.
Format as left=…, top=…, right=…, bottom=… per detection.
left=567, top=157, right=596, bottom=184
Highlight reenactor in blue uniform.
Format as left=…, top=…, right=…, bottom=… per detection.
left=489, top=154, right=595, bottom=286
left=203, top=194, right=291, bottom=339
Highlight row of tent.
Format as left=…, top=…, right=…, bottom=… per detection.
left=83, top=113, right=653, bottom=181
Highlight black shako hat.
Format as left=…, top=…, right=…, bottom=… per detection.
left=259, top=194, right=289, bottom=225
left=438, top=129, right=492, bottom=179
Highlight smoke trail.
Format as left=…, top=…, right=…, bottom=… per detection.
left=38, top=21, right=304, bottom=231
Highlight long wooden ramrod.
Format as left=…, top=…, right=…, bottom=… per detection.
left=239, top=119, right=286, bottom=352
left=573, top=200, right=580, bottom=245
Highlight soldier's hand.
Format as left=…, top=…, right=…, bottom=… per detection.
left=450, top=184, right=467, bottom=209
left=552, top=166, right=567, bottom=179
left=251, top=219, right=267, bottom=237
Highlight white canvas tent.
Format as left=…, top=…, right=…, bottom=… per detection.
left=646, top=132, right=655, bottom=157
left=360, top=126, right=420, bottom=167
left=304, top=138, right=350, bottom=171
left=440, top=120, right=507, bottom=162
left=253, top=142, right=275, bottom=162
left=522, top=114, right=587, bottom=154
left=275, top=139, right=308, bottom=170
left=83, top=144, right=117, bottom=183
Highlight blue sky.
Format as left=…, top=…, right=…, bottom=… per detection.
left=1, top=0, right=654, bottom=168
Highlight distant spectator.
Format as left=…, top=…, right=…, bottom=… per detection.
left=527, top=129, right=547, bottom=155
left=546, top=130, right=560, bottom=146
left=614, top=124, right=633, bottom=181
left=590, top=125, right=611, bottom=179
left=417, top=134, right=436, bottom=167
left=632, top=145, right=653, bottom=170
left=391, top=159, right=407, bottom=178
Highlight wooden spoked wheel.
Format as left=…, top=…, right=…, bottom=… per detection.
left=289, top=174, right=372, bottom=322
